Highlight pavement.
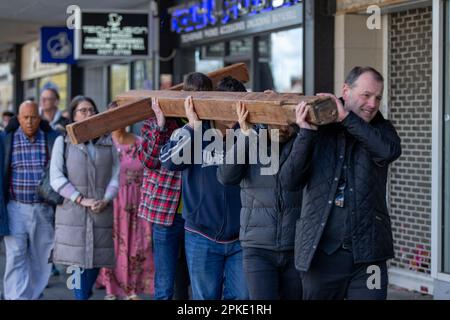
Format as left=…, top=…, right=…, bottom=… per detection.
left=0, top=239, right=152, bottom=300
left=0, top=239, right=433, bottom=301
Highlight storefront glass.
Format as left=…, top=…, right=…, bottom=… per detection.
left=195, top=43, right=224, bottom=75
left=110, top=64, right=130, bottom=101
left=192, top=27, right=302, bottom=92
left=0, top=63, right=13, bottom=112
left=134, top=60, right=153, bottom=90
left=229, top=37, right=252, bottom=57
left=263, top=27, right=303, bottom=93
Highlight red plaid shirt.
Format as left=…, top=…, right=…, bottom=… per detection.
left=137, top=118, right=182, bottom=225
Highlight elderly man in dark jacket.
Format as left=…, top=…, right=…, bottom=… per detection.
left=218, top=101, right=303, bottom=300
left=280, top=66, right=401, bottom=300
left=2, top=101, right=59, bottom=300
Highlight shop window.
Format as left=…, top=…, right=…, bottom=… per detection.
left=229, top=37, right=252, bottom=56
left=189, top=28, right=302, bottom=93
left=0, top=63, right=14, bottom=112
left=24, top=80, right=38, bottom=104
left=204, top=42, right=225, bottom=58
left=134, top=60, right=153, bottom=90
left=262, top=27, right=303, bottom=93
left=110, top=64, right=130, bottom=102
left=195, top=45, right=224, bottom=74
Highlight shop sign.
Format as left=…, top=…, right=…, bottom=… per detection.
left=40, top=27, right=75, bottom=64
left=21, top=40, right=67, bottom=81
left=75, top=11, right=149, bottom=59
left=171, top=1, right=302, bottom=45
left=170, top=0, right=301, bottom=34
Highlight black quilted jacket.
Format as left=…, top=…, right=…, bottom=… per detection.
left=280, top=111, right=402, bottom=271
left=217, top=133, right=302, bottom=251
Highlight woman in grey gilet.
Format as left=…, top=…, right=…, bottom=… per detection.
left=50, top=96, right=119, bottom=300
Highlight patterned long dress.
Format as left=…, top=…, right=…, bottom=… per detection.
left=96, top=136, right=154, bottom=297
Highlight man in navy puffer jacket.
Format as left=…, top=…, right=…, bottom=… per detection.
left=160, top=74, right=248, bottom=300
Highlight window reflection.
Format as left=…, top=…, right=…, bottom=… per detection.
left=230, top=37, right=252, bottom=56
left=110, top=64, right=130, bottom=101
left=0, top=63, right=13, bottom=113
left=195, top=47, right=224, bottom=74
left=190, top=27, right=302, bottom=93
left=270, top=28, right=303, bottom=93
left=134, top=60, right=153, bottom=90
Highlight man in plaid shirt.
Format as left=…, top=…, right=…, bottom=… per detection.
left=2, top=101, right=59, bottom=299
left=138, top=98, right=189, bottom=300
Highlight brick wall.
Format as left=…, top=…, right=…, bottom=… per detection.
left=388, top=7, right=432, bottom=276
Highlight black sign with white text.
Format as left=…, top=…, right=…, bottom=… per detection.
left=76, top=11, right=149, bottom=59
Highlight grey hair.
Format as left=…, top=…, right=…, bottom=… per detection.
left=344, top=66, right=384, bottom=87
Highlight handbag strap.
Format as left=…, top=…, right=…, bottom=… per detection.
left=62, top=139, right=68, bottom=176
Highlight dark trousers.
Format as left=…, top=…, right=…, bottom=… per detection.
left=301, top=248, right=388, bottom=300
left=243, top=247, right=302, bottom=300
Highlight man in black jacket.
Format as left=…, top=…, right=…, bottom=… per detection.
left=280, top=66, right=401, bottom=300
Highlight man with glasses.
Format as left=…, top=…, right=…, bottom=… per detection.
left=39, top=88, right=69, bottom=134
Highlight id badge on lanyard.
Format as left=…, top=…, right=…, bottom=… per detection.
left=334, top=181, right=345, bottom=208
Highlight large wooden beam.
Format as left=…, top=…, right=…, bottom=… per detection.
left=113, top=62, right=249, bottom=108
left=66, top=90, right=337, bottom=144
left=67, top=62, right=249, bottom=143
left=170, top=63, right=250, bottom=91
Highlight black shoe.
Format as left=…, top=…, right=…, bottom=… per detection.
left=51, top=264, right=60, bottom=276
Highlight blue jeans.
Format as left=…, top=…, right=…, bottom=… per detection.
left=242, top=247, right=302, bottom=300
left=73, top=268, right=99, bottom=300
left=184, top=231, right=248, bottom=300
left=152, top=214, right=188, bottom=300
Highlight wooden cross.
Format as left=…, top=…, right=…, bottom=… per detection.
left=66, top=63, right=337, bottom=144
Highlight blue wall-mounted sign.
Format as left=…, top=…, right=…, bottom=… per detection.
left=169, top=0, right=302, bottom=46
left=40, top=27, right=75, bottom=64
left=169, top=0, right=302, bottom=34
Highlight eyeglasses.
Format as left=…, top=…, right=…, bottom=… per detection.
left=75, top=108, right=96, bottom=115
left=41, top=97, right=56, bottom=102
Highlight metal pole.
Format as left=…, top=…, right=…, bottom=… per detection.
left=149, top=0, right=160, bottom=90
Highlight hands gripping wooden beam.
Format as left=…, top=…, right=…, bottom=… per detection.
left=66, top=63, right=338, bottom=144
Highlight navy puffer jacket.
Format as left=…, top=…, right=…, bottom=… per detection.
left=217, top=130, right=302, bottom=251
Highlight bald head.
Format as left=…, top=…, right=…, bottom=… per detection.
left=18, top=100, right=41, bottom=139
left=19, top=100, right=38, bottom=114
